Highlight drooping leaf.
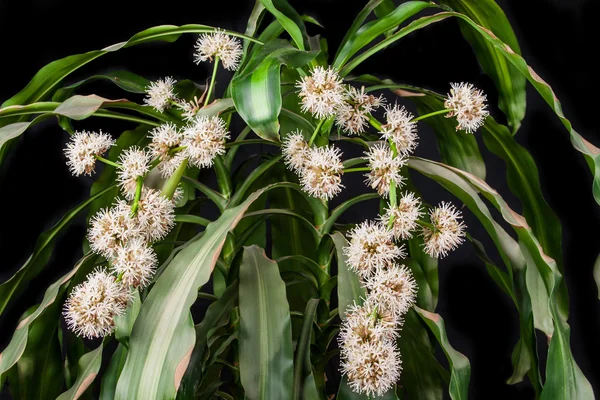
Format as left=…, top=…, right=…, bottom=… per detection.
left=409, top=157, right=591, bottom=398
left=398, top=309, right=446, bottom=400
left=415, top=307, right=471, bottom=400
left=238, top=245, right=294, bottom=400
left=231, top=39, right=317, bottom=141
left=0, top=24, right=257, bottom=167
left=439, top=0, right=526, bottom=132
left=53, top=70, right=150, bottom=100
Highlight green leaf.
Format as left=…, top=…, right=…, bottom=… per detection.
left=114, top=187, right=269, bottom=400
left=0, top=254, right=97, bottom=378
left=259, top=0, right=307, bottom=50
left=292, top=298, right=320, bottom=400
left=414, top=307, right=471, bottom=400
left=398, top=309, right=446, bottom=400
left=333, top=1, right=435, bottom=69
left=332, top=0, right=385, bottom=64
left=331, top=232, right=366, bottom=320
left=480, top=117, right=565, bottom=299
left=57, top=342, right=104, bottom=400
left=53, top=70, right=150, bottom=100
left=0, top=186, right=114, bottom=316
left=5, top=309, right=64, bottom=400
left=177, top=282, right=239, bottom=399
left=231, top=39, right=317, bottom=142
left=238, top=245, right=294, bottom=400
left=114, top=290, right=141, bottom=346
left=99, top=344, right=128, bottom=400
left=438, top=0, right=526, bottom=132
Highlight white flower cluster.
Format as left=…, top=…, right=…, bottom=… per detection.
left=281, top=130, right=344, bottom=200
left=364, top=143, right=407, bottom=198
left=445, top=82, right=489, bottom=133
left=340, top=219, right=418, bottom=397
left=422, top=201, right=467, bottom=258
left=65, top=186, right=178, bottom=338
left=297, top=66, right=347, bottom=119
left=336, top=86, right=384, bottom=135
left=194, top=29, right=243, bottom=71
left=64, top=130, right=115, bottom=176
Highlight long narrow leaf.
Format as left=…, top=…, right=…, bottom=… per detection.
left=239, top=245, right=294, bottom=399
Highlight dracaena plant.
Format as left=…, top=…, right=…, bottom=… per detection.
left=0, top=1, right=595, bottom=399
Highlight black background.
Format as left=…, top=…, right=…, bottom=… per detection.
left=1, top=0, right=599, bottom=398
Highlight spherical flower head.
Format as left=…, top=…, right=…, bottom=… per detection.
left=339, top=301, right=398, bottom=350
left=381, top=192, right=423, bottom=240
left=64, top=130, right=115, bottom=176
left=364, top=143, right=407, bottom=197
left=300, top=144, right=345, bottom=200
left=112, top=237, right=158, bottom=288
left=88, top=203, right=140, bottom=259
left=340, top=338, right=401, bottom=397
left=422, top=201, right=467, bottom=258
left=131, top=188, right=177, bottom=242
left=336, top=86, right=385, bottom=135
left=194, top=29, right=243, bottom=71
left=117, top=146, right=151, bottom=199
left=63, top=268, right=130, bottom=339
left=296, top=66, right=346, bottom=119
left=144, top=77, right=177, bottom=113
left=343, top=220, right=406, bottom=279
left=149, top=123, right=186, bottom=178
left=364, top=264, right=418, bottom=318
left=282, top=130, right=309, bottom=173
left=182, top=115, right=230, bottom=169
left=380, top=104, right=418, bottom=154
left=444, top=82, right=489, bottom=133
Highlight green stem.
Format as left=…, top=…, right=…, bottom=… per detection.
left=197, top=292, right=219, bottom=302
left=368, top=115, right=383, bottom=131
left=412, top=109, right=450, bottom=122
left=95, top=155, right=122, bottom=169
left=344, top=167, right=370, bottom=173
left=161, top=159, right=188, bottom=199
left=308, top=119, right=326, bottom=146
left=204, top=56, right=220, bottom=107
left=225, top=139, right=281, bottom=148
left=416, top=219, right=436, bottom=231
left=115, top=271, right=125, bottom=283
left=169, top=146, right=187, bottom=154
left=130, top=177, right=144, bottom=216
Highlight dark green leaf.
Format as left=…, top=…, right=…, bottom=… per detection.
left=231, top=39, right=317, bottom=142
left=238, top=246, right=294, bottom=399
